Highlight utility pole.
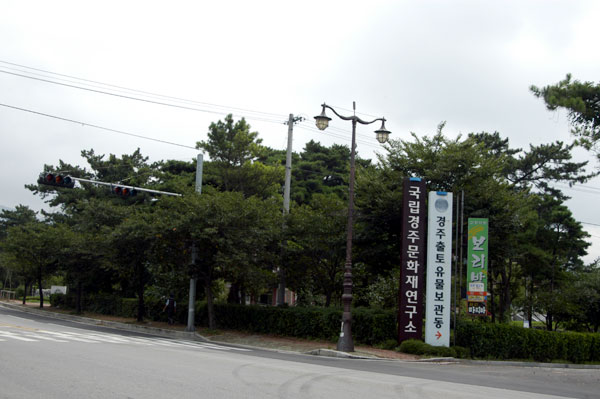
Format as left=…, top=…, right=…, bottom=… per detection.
left=277, top=114, right=302, bottom=305
left=186, top=153, right=203, bottom=332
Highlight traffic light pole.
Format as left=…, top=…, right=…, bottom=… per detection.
left=186, top=154, right=203, bottom=332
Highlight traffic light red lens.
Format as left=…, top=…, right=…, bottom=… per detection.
left=114, top=187, right=122, bottom=195
left=46, top=174, right=54, bottom=183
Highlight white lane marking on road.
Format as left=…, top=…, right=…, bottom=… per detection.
left=22, top=333, right=68, bottom=342
left=0, top=331, right=38, bottom=342
left=0, top=322, right=250, bottom=351
left=198, top=342, right=251, bottom=351
left=67, top=332, right=132, bottom=343
left=40, top=331, right=99, bottom=343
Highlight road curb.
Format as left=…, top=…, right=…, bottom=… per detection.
left=304, top=348, right=378, bottom=360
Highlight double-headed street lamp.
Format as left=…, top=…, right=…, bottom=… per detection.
left=314, top=102, right=390, bottom=352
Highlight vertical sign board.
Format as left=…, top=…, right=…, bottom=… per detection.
left=398, top=177, right=426, bottom=343
left=425, top=191, right=453, bottom=347
left=467, top=218, right=488, bottom=315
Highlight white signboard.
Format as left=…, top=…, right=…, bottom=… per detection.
left=425, top=191, right=453, bottom=347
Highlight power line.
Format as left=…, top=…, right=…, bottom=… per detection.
left=0, top=102, right=375, bottom=180
left=0, top=60, right=288, bottom=121
left=581, top=221, right=600, bottom=228
left=552, top=183, right=600, bottom=195
left=0, top=102, right=198, bottom=150
left=0, top=61, right=396, bottom=151
left=0, top=69, right=288, bottom=124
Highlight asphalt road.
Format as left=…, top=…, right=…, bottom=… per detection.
left=1, top=306, right=598, bottom=399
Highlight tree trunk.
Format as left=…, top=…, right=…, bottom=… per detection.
left=547, top=260, right=556, bottom=331
left=76, top=279, right=83, bottom=314
left=240, top=286, right=246, bottom=306
left=528, top=276, right=534, bottom=327
left=227, top=282, right=240, bottom=304
left=38, top=268, right=44, bottom=308
left=325, top=291, right=332, bottom=307
left=22, top=280, right=28, bottom=305
left=206, top=278, right=215, bottom=330
left=502, top=260, right=513, bottom=323
left=136, top=263, right=145, bottom=322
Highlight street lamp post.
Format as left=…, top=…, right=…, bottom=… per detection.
left=314, top=102, right=390, bottom=352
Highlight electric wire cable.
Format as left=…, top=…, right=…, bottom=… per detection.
left=0, top=60, right=288, bottom=120
left=0, top=102, right=198, bottom=151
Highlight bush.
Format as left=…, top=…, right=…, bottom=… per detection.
left=49, top=293, right=66, bottom=307
left=398, top=339, right=458, bottom=357
left=453, top=346, right=470, bottom=359
left=456, top=320, right=600, bottom=363
left=375, top=339, right=400, bottom=350
left=194, top=303, right=396, bottom=345
left=399, top=339, right=429, bottom=354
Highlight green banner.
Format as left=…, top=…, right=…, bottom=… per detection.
left=467, top=218, right=488, bottom=316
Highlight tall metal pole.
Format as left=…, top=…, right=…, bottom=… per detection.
left=277, top=114, right=295, bottom=306
left=337, top=109, right=357, bottom=352
left=314, top=101, right=390, bottom=353
left=186, top=153, right=203, bottom=332
left=283, top=114, right=294, bottom=215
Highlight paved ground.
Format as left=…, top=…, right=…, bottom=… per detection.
left=1, top=300, right=419, bottom=360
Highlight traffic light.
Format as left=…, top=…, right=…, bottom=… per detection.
left=38, top=173, right=75, bottom=188
left=112, top=185, right=137, bottom=197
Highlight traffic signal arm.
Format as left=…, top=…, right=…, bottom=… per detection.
left=72, top=176, right=182, bottom=197
left=37, top=174, right=182, bottom=197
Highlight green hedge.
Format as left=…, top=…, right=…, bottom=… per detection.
left=456, top=320, right=600, bottom=363
left=50, top=293, right=397, bottom=345
left=195, top=304, right=396, bottom=345
left=398, top=339, right=469, bottom=358
left=49, top=293, right=186, bottom=324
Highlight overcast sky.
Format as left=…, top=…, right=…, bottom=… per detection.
left=1, top=0, right=599, bottom=262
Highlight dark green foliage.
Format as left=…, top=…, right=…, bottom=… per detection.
left=49, top=293, right=66, bottom=307
left=398, top=339, right=428, bottom=354
left=49, top=293, right=186, bottom=324
left=456, top=320, right=600, bottom=363
left=531, top=74, right=600, bottom=158
left=375, top=339, right=400, bottom=350
left=398, top=339, right=459, bottom=357
left=194, top=304, right=396, bottom=345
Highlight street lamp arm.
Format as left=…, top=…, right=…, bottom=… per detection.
left=320, top=103, right=355, bottom=122
left=355, top=115, right=386, bottom=126
left=321, top=103, right=386, bottom=126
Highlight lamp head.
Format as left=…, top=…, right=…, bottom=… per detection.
left=374, top=119, right=391, bottom=143
left=314, top=105, right=332, bottom=131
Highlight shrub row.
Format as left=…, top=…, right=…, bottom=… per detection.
left=195, top=304, right=397, bottom=345
left=49, top=293, right=187, bottom=323
left=50, top=293, right=396, bottom=345
left=456, top=320, right=600, bottom=363
left=50, top=293, right=600, bottom=363
left=399, top=339, right=470, bottom=358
